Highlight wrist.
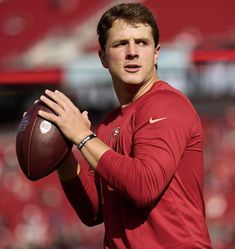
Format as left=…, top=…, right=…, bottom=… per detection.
left=74, top=130, right=93, bottom=145
left=77, top=133, right=97, bottom=150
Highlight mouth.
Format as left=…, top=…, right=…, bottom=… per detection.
left=124, top=64, right=141, bottom=73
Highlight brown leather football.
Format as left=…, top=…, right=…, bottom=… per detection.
left=16, top=100, right=72, bottom=181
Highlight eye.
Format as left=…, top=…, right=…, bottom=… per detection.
left=136, top=40, right=147, bottom=46
left=113, top=41, right=128, bottom=47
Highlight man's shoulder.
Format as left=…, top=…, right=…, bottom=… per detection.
left=141, top=80, right=192, bottom=108
left=135, top=80, right=199, bottom=125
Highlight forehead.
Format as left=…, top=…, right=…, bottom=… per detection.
left=106, top=19, right=153, bottom=41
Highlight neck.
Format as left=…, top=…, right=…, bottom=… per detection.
left=114, top=75, right=160, bottom=107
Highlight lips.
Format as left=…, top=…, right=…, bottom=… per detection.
left=124, top=64, right=141, bottom=72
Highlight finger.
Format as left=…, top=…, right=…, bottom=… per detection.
left=34, top=99, right=39, bottom=104
left=54, top=90, right=70, bottom=101
left=23, top=112, right=27, bottom=117
left=44, top=89, right=63, bottom=105
left=45, top=89, right=67, bottom=103
left=52, top=90, right=82, bottom=117
left=38, top=109, right=59, bottom=124
left=82, top=111, right=91, bottom=128
left=82, top=110, right=90, bottom=123
left=82, top=111, right=89, bottom=119
left=44, top=89, right=73, bottom=111
left=54, top=90, right=75, bottom=108
left=40, top=94, right=64, bottom=116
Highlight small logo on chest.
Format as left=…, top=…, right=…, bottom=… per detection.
left=110, top=127, right=120, bottom=141
left=108, top=127, right=121, bottom=149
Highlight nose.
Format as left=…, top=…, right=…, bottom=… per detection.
left=126, top=42, right=138, bottom=59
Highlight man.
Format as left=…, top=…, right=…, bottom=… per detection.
left=38, top=3, right=212, bottom=248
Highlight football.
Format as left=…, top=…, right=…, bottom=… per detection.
left=16, top=100, right=72, bottom=181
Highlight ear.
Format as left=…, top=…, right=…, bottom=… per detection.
left=154, top=44, right=160, bottom=66
left=99, top=50, right=108, bottom=68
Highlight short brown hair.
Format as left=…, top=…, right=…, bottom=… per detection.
left=97, top=2, right=160, bottom=51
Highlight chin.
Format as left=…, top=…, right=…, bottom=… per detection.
left=121, top=76, right=145, bottom=85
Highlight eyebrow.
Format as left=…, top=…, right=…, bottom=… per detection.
left=112, top=37, right=151, bottom=44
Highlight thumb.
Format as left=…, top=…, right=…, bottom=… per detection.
left=82, top=110, right=89, bottom=119
left=81, top=111, right=91, bottom=127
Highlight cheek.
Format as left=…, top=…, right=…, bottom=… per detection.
left=107, top=52, right=123, bottom=69
left=146, top=49, right=158, bottom=66
left=110, top=51, right=122, bottom=61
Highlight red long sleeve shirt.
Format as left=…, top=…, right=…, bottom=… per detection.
left=61, top=81, right=212, bottom=248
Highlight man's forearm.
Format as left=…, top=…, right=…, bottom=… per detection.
left=57, top=151, right=81, bottom=181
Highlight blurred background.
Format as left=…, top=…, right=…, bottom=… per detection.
left=0, top=0, right=235, bottom=248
